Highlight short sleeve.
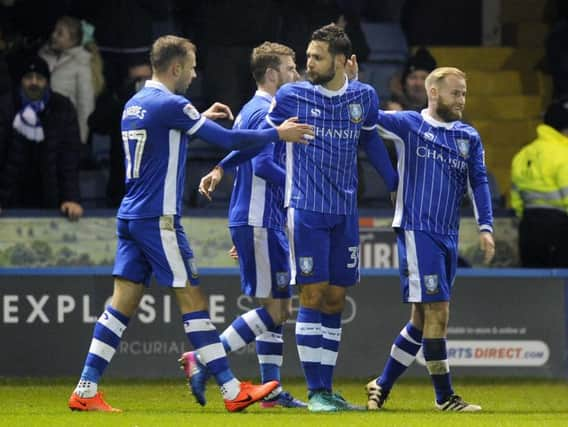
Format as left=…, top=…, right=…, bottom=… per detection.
left=163, top=95, right=206, bottom=135
left=362, top=88, right=379, bottom=131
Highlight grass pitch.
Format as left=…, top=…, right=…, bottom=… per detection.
left=1, top=377, right=567, bottom=427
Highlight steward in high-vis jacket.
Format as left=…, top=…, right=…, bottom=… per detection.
left=511, top=98, right=568, bottom=267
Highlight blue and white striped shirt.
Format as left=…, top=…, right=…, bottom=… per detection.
left=378, top=109, right=493, bottom=235
left=227, top=91, right=285, bottom=230
left=267, top=78, right=379, bottom=215
left=118, top=80, right=205, bottom=219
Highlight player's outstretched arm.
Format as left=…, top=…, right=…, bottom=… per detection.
left=194, top=117, right=312, bottom=151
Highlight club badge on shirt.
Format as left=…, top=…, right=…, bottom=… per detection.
left=457, top=139, right=470, bottom=158
left=348, top=103, right=362, bottom=123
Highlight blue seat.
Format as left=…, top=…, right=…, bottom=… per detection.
left=359, top=22, right=408, bottom=100
left=360, top=62, right=404, bottom=100
left=361, top=22, right=408, bottom=63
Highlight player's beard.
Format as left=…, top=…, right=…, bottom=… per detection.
left=307, top=62, right=335, bottom=85
left=436, top=97, right=462, bottom=122
left=275, top=73, right=288, bottom=90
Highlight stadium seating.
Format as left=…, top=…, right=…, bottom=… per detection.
left=359, top=22, right=408, bottom=100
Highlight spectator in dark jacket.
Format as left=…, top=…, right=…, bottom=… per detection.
left=0, top=55, right=83, bottom=220
left=388, top=47, right=437, bottom=112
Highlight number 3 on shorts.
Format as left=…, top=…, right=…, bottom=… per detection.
left=347, top=246, right=359, bottom=268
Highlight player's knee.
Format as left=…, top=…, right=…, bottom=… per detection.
left=262, top=298, right=292, bottom=325
left=299, top=290, right=324, bottom=309
left=423, top=303, right=450, bottom=331
left=321, top=298, right=345, bottom=313
left=173, top=285, right=208, bottom=313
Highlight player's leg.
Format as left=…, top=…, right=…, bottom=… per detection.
left=289, top=209, right=335, bottom=410
left=148, top=216, right=278, bottom=411
left=367, top=229, right=424, bottom=410
left=217, top=227, right=278, bottom=354
left=184, top=226, right=282, bottom=374
left=69, top=218, right=150, bottom=412
left=257, top=297, right=306, bottom=408
left=323, top=213, right=362, bottom=410
left=179, top=226, right=276, bottom=382
left=319, top=285, right=346, bottom=394
left=395, top=229, right=456, bottom=409
left=253, top=227, right=304, bottom=407
left=174, top=286, right=277, bottom=411
left=425, top=234, right=480, bottom=412
left=287, top=208, right=337, bottom=411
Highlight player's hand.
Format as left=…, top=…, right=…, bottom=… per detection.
left=198, top=166, right=224, bottom=201
left=276, top=117, right=314, bottom=144
left=479, top=231, right=495, bottom=265
left=228, top=245, right=238, bottom=260
left=203, top=102, right=234, bottom=121
left=60, top=201, right=83, bottom=221
left=346, top=54, right=359, bottom=81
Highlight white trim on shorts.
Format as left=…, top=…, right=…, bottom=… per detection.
left=253, top=227, right=271, bottom=298
left=160, top=224, right=188, bottom=287
left=404, top=230, right=422, bottom=301
left=286, top=207, right=297, bottom=285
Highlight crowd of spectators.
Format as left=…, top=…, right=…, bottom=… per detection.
left=0, top=0, right=409, bottom=214
left=0, top=0, right=562, bottom=220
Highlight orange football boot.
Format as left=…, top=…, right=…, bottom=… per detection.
left=224, top=380, right=279, bottom=412
left=68, top=391, right=122, bottom=412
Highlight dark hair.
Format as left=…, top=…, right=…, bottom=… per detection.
left=402, top=47, right=437, bottom=85
left=310, top=24, right=352, bottom=58
left=150, top=35, right=196, bottom=73
left=19, top=55, right=51, bottom=81
left=544, top=98, right=568, bottom=131
left=250, top=42, right=295, bottom=84
left=57, top=16, right=83, bottom=47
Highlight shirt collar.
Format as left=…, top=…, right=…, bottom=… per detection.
left=421, top=109, right=458, bottom=129
left=255, top=89, right=273, bottom=101
left=316, top=75, right=348, bottom=98
left=145, top=79, right=173, bottom=94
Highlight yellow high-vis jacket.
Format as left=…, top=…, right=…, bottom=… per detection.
left=511, top=124, right=568, bottom=217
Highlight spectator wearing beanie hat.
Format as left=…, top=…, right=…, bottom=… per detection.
left=511, top=98, right=568, bottom=267
left=387, top=47, right=437, bottom=111
left=0, top=55, right=83, bottom=220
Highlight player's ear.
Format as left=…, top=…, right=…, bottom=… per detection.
left=172, top=61, right=182, bottom=77
left=428, top=85, right=438, bottom=101
left=265, top=67, right=277, bottom=84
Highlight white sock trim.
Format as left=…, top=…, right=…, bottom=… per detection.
left=221, top=325, right=247, bottom=352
